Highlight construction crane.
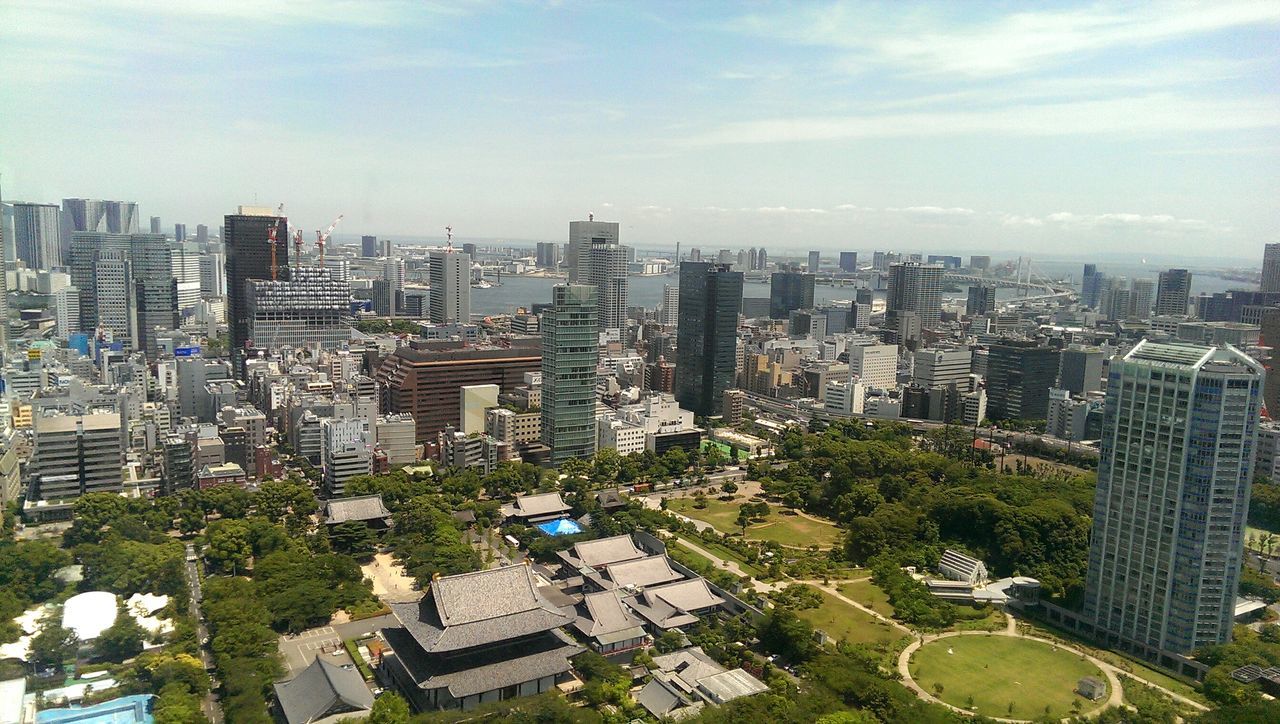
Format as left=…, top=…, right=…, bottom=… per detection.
left=315, top=214, right=344, bottom=266
left=270, top=207, right=290, bottom=283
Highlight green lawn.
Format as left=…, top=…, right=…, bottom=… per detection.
left=910, top=635, right=1106, bottom=720
left=797, top=586, right=906, bottom=648
left=1246, top=524, right=1279, bottom=553
left=668, top=497, right=842, bottom=549
left=673, top=535, right=766, bottom=578
left=839, top=579, right=895, bottom=618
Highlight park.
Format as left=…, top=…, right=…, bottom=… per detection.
left=908, top=634, right=1107, bottom=720
left=666, top=495, right=843, bottom=548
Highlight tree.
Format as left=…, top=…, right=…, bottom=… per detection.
left=367, top=692, right=411, bottom=724
left=759, top=608, right=817, bottom=662
left=96, top=606, right=147, bottom=662
left=204, top=519, right=253, bottom=574
left=328, top=521, right=378, bottom=557
left=29, top=618, right=78, bottom=669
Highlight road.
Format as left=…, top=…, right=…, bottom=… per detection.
left=185, top=543, right=222, bottom=724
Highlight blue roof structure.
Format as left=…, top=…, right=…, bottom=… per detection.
left=536, top=518, right=584, bottom=536
left=37, top=694, right=154, bottom=724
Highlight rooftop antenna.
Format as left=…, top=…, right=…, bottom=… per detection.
left=445, top=225, right=453, bottom=251
left=588, top=212, right=594, bottom=222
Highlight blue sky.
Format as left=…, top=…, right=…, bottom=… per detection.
left=1, top=1, right=1277, bottom=260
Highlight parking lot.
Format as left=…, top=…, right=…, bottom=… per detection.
left=278, top=626, right=353, bottom=678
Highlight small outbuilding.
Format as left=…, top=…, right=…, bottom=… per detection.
left=273, top=657, right=374, bottom=724
left=1076, top=676, right=1107, bottom=702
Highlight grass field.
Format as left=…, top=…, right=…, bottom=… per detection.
left=839, top=579, right=895, bottom=618
left=1246, top=524, right=1279, bottom=553
left=674, top=535, right=766, bottom=577
left=797, top=585, right=906, bottom=648
left=668, top=497, right=842, bottom=548
left=910, top=635, right=1105, bottom=720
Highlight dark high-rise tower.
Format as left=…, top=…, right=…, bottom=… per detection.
left=225, top=209, right=287, bottom=376
left=675, top=262, right=743, bottom=417
left=985, top=340, right=1059, bottom=421
left=769, top=271, right=814, bottom=319
left=1155, top=268, right=1193, bottom=316
left=965, top=284, right=996, bottom=316
left=1081, top=263, right=1100, bottom=308
left=839, top=251, right=858, bottom=273
left=542, top=285, right=599, bottom=464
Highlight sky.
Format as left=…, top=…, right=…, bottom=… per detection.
left=0, top=1, right=1277, bottom=261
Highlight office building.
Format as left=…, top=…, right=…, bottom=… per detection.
left=848, top=343, right=897, bottom=390
left=245, top=266, right=351, bottom=355
left=807, top=250, right=820, bottom=273
left=567, top=218, right=619, bottom=282
left=129, top=233, right=178, bottom=353
left=1081, top=264, right=1101, bottom=308
left=985, top=341, right=1060, bottom=421
left=769, top=271, right=814, bottom=320
left=460, top=384, right=499, bottom=435
left=53, top=286, right=79, bottom=339
left=1155, top=269, right=1193, bottom=317
left=362, top=234, right=378, bottom=257
left=969, top=255, right=991, bottom=270
left=12, top=202, right=62, bottom=270
left=196, top=224, right=208, bottom=244
left=199, top=252, right=226, bottom=297
left=1263, top=244, right=1280, bottom=293
left=1046, top=388, right=1092, bottom=442
left=29, top=412, right=123, bottom=504
left=225, top=208, right=288, bottom=375
left=886, top=262, right=944, bottom=338
left=839, top=251, right=858, bottom=273
left=376, top=339, right=541, bottom=444
left=674, top=262, right=743, bottom=417
left=542, top=285, right=599, bottom=464
left=149, top=216, right=161, bottom=234
left=1083, top=341, right=1263, bottom=658
left=174, top=223, right=187, bottom=241
left=172, top=246, right=203, bottom=315
left=93, top=249, right=137, bottom=347
left=912, top=348, right=972, bottom=391
left=1058, top=345, right=1107, bottom=395
left=322, top=417, right=372, bottom=497
left=375, top=414, right=417, bottom=467
left=585, top=239, right=629, bottom=331
left=966, top=284, right=996, bottom=316
left=536, top=241, right=561, bottom=270
left=659, top=284, right=679, bottom=327
left=1130, top=278, right=1155, bottom=319
left=427, top=248, right=471, bottom=324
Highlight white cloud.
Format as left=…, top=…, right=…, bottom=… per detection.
left=683, top=94, right=1280, bottom=145
left=752, top=206, right=829, bottom=215
left=730, top=2, right=1280, bottom=78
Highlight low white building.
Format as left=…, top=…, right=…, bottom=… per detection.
left=598, top=415, right=647, bottom=456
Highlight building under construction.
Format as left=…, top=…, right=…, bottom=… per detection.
left=246, top=266, right=351, bottom=355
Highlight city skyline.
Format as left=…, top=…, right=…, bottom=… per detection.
left=1, top=2, right=1277, bottom=258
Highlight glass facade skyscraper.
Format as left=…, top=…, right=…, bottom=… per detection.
left=769, top=271, right=814, bottom=320
left=674, top=261, right=743, bottom=417
left=541, top=285, right=599, bottom=465
left=1083, top=341, right=1263, bottom=658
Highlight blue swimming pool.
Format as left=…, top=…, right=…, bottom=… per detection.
left=536, top=518, right=584, bottom=536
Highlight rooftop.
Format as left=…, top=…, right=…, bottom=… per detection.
left=387, top=564, right=574, bottom=653
left=272, top=657, right=373, bottom=724
left=323, top=494, right=393, bottom=525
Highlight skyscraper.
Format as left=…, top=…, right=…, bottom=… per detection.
left=807, top=250, right=820, bottom=273
left=567, top=218, right=619, bottom=282
left=362, top=234, right=378, bottom=257
left=150, top=216, right=161, bottom=234
left=1263, top=243, right=1280, bottom=293
left=174, top=223, right=187, bottom=241
left=1130, top=278, right=1155, bottom=319
left=769, top=271, right=814, bottom=319
left=130, top=233, right=178, bottom=353
left=966, top=284, right=996, bottom=316
left=68, top=232, right=131, bottom=335
left=61, top=199, right=138, bottom=262
left=1155, top=268, right=1193, bottom=317
left=427, top=248, right=471, bottom=323
left=536, top=241, right=561, bottom=270
left=1057, top=344, right=1106, bottom=395
left=1081, top=264, right=1100, bottom=308
left=886, top=262, right=944, bottom=339
left=839, top=251, right=858, bottom=273
left=382, top=257, right=406, bottom=317
left=1084, top=341, right=1263, bottom=657
left=195, top=224, right=208, bottom=245
left=585, top=238, right=629, bottom=331
left=0, top=188, right=9, bottom=353
left=12, top=202, right=62, bottom=270
left=985, top=340, right=1060, bottom=421
left=659, top=284, right=679, bottom=327
left=224, top=208, right=288, bottom=375
left=756, top=248, right=767, bottom=270
left=674, top=262, right=743, bottom=417
left=542, top=285, right=599, bottom=464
